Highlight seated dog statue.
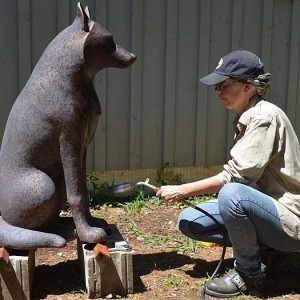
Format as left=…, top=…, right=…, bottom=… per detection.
left=0, top=2, right=136, bottom=250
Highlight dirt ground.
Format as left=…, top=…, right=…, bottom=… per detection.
left=30, top=198, right=300, bottom=300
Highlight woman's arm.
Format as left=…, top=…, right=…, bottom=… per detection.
left=156, top=175, right=222, bottom=202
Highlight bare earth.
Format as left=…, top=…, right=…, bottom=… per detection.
left=31, top=199, right=300, bottom=300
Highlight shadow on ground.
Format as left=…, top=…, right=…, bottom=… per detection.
left=133, top=251, right=300, bottom=298
left=31, top=259, right=84, bottom=300
left=31, top=251, right=300, bottom=299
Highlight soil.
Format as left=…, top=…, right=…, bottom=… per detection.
left=30, top=198, right=300, bottom=300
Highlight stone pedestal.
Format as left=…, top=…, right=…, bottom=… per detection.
left=0, top=248, right=35, bottom=300
left=77, top=224, right=134, bottom=298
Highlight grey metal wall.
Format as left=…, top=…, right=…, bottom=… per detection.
left=1, top=0, right=300, bottom=172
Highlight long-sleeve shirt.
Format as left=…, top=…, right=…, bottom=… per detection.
left=217, top=95, right=300, bottom=240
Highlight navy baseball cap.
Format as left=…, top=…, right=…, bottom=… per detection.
left=200, top=49, right=265, bottom=85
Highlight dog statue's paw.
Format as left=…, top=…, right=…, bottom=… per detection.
left=77, top=226, right=108, bottom=243
left=88, top=216, right=109, bottom=232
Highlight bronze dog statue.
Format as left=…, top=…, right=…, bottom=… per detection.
left=0, top=2, right=136, bottom=250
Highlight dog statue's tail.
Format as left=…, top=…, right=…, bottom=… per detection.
left=0, top=217, right=67, bottom=250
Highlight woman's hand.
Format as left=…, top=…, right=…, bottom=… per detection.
left=155, top=185, right=187, bottom=202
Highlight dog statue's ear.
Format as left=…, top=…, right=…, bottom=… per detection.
left=76, top=2, right=89, bottom=32
left=84, top=6, right=91, bottom=20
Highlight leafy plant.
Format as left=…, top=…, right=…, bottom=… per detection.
left=86, top=174, right=112, bottom=207
left=119, top=191, right=151, bottom=214
left=125, top=220, right=143, bottom=236
left=123, top=212, right=198, bottom=253
left=156, top=162, right=182, bottom=185
left=70, top=288, right=86, bottom=295
left=161, top=272, right=188, bottom=287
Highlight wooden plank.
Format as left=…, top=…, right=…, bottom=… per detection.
left=0, top=0, right=19, bottom=140
left=231, top=0, right=243, bottom=50
left=94, top=0, right=108, bottom=171
left=105, top=1, right=132, bottom=170
left=286, top=0, right=300, bottom=125
left=57, top=0, right=71, bottom=32
left=195, top=0, right=211, bottom=166
left=0, top=247, right=9, bottom=264
left=261, top=0, right=273, bottom=72
left=129, top=0, right=143, bottom=170
left=90, top=165, right=223, bottom=186
left=93, top=243, right=110, bottom=258
left=139, top=1, right=166, bottom=168
left=163, top=0, right=178, bottom=166
left=225, top=0, right=244, bottom=159
left=18, top=0, right=31, bottom=92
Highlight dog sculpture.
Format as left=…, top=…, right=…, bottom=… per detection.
left=0, top=2, right=136, bottom=250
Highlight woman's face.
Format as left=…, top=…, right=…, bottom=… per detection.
left=214, top=79, right=254, bottom=115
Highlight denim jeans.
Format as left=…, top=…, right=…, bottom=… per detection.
left=178, top=183, right=300, bottom=276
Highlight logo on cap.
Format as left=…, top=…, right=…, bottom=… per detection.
left=216, top=58, right=223, bottom=69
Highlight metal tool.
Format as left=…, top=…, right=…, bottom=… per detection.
left=108, top=241, right=132, bottom=252
left=108, top=178, right=157, bottom=196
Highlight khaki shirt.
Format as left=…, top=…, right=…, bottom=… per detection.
left=217, top=95, right=300, bottom=240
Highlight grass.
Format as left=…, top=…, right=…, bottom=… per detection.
left=161, top=272, right=189, bottom=287
left=124, top=217, right=199, bottom=254
left=118, top=191, right=152, bottom=214
left=86, top=171, right=217, bottom=257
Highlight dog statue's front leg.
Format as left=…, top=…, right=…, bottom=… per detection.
left=69, top=194, right=108, bottom=243
left=60, top=133, right=108, bottom=243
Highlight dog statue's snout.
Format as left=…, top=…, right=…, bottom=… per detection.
left=112, top=45, right=137, bottom=68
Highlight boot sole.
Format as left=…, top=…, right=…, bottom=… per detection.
left=205, top=286, right=241, bottom=298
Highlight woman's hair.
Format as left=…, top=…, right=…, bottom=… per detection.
left=236, top=73, right=271, bottom=95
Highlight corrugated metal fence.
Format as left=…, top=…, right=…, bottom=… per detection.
left=1, top=0, right=300, bottom=174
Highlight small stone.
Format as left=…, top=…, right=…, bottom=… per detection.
left=106, top=293, right=116, bottom=298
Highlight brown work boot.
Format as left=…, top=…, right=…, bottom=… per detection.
left=205, top=268, right=265, bottom=298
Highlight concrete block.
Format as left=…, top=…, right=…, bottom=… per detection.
left=77, top=224, right=133, bottom=298
left=0, top=249, right=35, bottom=300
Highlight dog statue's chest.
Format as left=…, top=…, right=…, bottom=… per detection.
left=83, top=95, right=101, bottom=147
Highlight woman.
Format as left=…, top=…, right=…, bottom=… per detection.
left=156, top=49, right=300, bottom=298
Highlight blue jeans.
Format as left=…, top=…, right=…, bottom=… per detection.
left=178, top=183, right=300, bottom=276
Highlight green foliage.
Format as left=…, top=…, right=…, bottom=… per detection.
left=161, top=272, right=188, bottom=287
left=85, top=169, right=217, bottom=211
left=188, top=194, right=218, bottom=204
left=70, top=288, right=86, bottom=295
left=156, top=162, right=182, bottom=185
left=85, top=175, right=159, bottom=210
left=127, top=224, right=198, bottom=254
left=125, top=220, right=142, bottom=235
left=119, top=191, right=151, bottom=214
left=86, top=174, right=112, bottom=208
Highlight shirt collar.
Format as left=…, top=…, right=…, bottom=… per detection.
left=233, top=95, right=263, bottom=128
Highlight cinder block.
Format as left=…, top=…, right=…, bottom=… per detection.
left=0, top=249, right=35, bottom=300
left=77, top=224, right=133, bottom=298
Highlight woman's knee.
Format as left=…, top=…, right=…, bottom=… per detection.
left=178, top=202, right=222, bottom=240
left=178, top=207, right=198, bottom=238
left=218, top=183, right=245, bottom=213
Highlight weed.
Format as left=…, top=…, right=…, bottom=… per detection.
left=156, top=162, right=182, bottom=185
left=161, top=272, right=188, bottom=287
left=70, top=288, right=86, bottom=295
left=119, top=191, right=151, bottom=214
left=125, top=221, right=142, bottom=236
left=149, top=196, right=164, bottom=207
left=86, top=174, right=112, bottom=207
